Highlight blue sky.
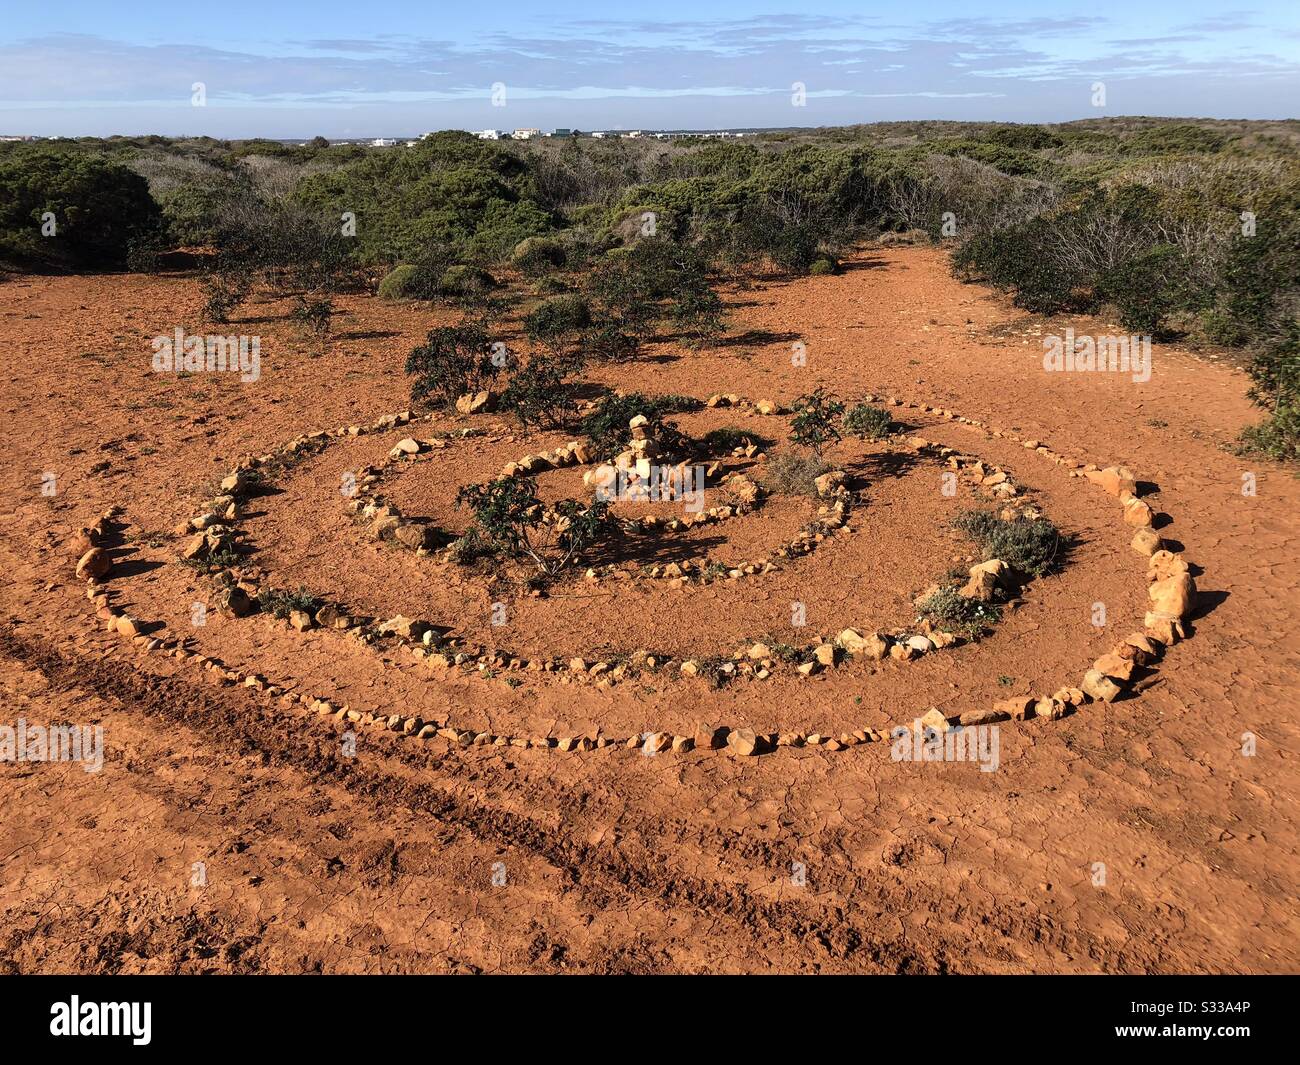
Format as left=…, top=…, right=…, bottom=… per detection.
left=1, top=1, right=1297, bottom=136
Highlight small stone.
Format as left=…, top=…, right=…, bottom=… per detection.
left=813, top=643, right=836, bottom=666
left=1148, top=571, right=1196, bottom=619
left=694, top=722, right=723, bottom=749
left=75, top=548, right=112, bottom=580
left=918, top=707, right=951, bottom=733
left=1093, top=652, right=1136, bottom=682
left=959, top=708, right=1009, bottom=726
left=797, top=661, right=820, bottom=676
left=288, top=609, right=314, bottom=632
left=1131, top=528, right=1163, bottom=556
left=993, top=696, right=1034, bottom=720
left=1082, top=669, right=1123, bottom=703
left=726, top=728, right=759, bottom=757
left=1122, top=496, right=1154, bottom=527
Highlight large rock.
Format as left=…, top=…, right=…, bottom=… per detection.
left=1148, top=572, right=1196, bottom=619
left=1131, top=528, right=1163, bottom=556
left=1082, top=669, right=1123, bottom=703
left=1086, top=465, right=1137, bottom=497
left=726, top=728, right=759, bottom=757
left=75, top=547, right=112, bottom=580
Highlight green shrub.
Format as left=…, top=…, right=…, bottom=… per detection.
left=917, top=585, right=1003, bottom=636
left=405, top=321, right=502, bottom=408
left=455, top=478, right=614, bottom=580
left=954, top=509, right=1063, bottom=576
left=379, top=246, right=462, bottom=300
left=701, top=427, right=774, bottom=453
left=439, top=264, right=495, bottom=297
left=512, top=235, right=566, bottom=273
left=843, top=403, right=892, bottom=440
left=808, top=256, right=838, bottom=276
left=789, top=388, right=844, bottom=453
left=498, top=355, right=578, bottom=429
left=1240, top=398, right=1300, bottom=461
left=0, top=148, right=162, bottom=269
left=258, top=586, right=323, bottom=619
left=579, top=392, right=700, bottom=458
left=524, top=294, right=591, bottom=348
left=378, top=264, right=420, bottom=299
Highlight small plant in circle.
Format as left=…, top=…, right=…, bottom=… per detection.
left=455, top=477, right=615, bottom=581
left=790, top=388, right=845, bottom=453
left=844, top=402, right=892, bottom=441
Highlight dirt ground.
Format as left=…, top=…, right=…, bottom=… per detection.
left=1, top=247, right=1296, bottom=974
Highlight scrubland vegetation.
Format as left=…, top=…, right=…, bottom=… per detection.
left=1, top=117, right=1296, bottom=457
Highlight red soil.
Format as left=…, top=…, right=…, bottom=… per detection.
left=0, top=247, right=1296, bottom=974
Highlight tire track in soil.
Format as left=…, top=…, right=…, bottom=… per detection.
left=0, top=621, right=1155, bottom=973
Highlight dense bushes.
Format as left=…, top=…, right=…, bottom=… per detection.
left=294, top=131, right=552, bottom=264
left=0, top=149, right=162, bottom=269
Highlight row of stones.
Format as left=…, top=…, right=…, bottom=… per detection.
left=98, top=391, right=1199, bottom=756
left=167, top=400, right=1039, bottom=688
left=898, top=397, right=1199, bottom=716
left=345, top=429, right=778, bottom=569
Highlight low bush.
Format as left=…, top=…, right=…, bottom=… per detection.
left=954, top=509, right=1063, bottom=576
left=524, top=294, right=591, bottom=349
left=843, top=402, right=892, bottom=440
left=580, top=392, right=701, bottom=458
left=917, top=584, right=1003, bottom=636
left=498, top=355, right=579, bottom=429
left=405, top=320, right=502, bottom=408
left=762, top=451, right=831, bottom=496
left=455, top=478, right=614, bottom=581
left=700, top=427, right=774, bottom=453
left=512, top=235, right=567, bottom=274
left=258, top=586, right=322, bottom=619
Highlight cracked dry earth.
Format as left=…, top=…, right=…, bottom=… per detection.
left=1, top=247, right=1296, bottom=974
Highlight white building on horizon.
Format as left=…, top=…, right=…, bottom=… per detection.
left=475, top=129, right=503, bottom=140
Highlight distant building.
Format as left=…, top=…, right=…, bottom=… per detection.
left=511, top=128, right=541, bottom=139
left=590, top=131, right=608, bottom=139
left=475, top=129, right=502, bottom=140
left=370, top=137, right=398, bottom=147
left=622, top=130, right=644, bottom=139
